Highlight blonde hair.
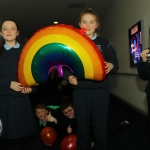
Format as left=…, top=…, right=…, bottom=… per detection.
left=78, top=8, right=100, bottom=35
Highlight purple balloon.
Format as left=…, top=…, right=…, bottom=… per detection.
left=57, top=65, right=63, bottom=77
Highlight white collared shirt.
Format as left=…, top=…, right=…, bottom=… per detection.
left=91, top=33, right=97, bottom=40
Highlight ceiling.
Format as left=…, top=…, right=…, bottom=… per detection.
left=0, top=0, right=112, bottom=38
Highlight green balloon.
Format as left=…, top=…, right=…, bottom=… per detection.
left=57, top=84, right=63, bottom=91
left=60, top=80, right=68, bottom=86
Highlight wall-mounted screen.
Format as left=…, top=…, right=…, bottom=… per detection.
left=128, top=20, right=145, bottom=67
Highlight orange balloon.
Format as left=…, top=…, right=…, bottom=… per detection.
left=60, top=134, right=77, bottom=150
left=40, top=127, right=57, bottom=145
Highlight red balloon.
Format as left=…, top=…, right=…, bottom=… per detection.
left=40, top=127, right=57, bottom=145
left=60, top=134, right=77, bottom=150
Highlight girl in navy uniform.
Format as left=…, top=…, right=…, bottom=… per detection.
left=137, top=48, right=150, bottom=134
left=0, top=19, right=37, bottom=150
left=63, top=8, right=119, bottom=150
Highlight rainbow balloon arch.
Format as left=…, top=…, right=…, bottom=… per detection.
left=18, top=24, right=106, bottom=87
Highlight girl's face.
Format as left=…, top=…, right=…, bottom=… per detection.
left=79, top=13, right=98, bottom=38
left=0, top=21, right=19, bottom=42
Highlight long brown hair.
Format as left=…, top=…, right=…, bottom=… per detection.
left=78, top=8, right=100, bottom=35
left=0, top=19, right=19, bottom=57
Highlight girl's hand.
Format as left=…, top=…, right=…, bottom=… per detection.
left=21, top=87, right=32, bottom=94
left=68, top=75, right=77, bottom=85
left=105, top=61, right=114, bottom=74
left=140, top=49, right=150, bottom=62
left=10, top=81, right=23, bottom=92
left=67, top=124, right=72, bottom=133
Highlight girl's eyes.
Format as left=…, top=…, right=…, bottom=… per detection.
left=2, top=28, right=16, bottom=30
left=81, top=21, right=95, bottom=24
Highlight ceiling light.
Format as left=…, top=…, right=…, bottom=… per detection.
left=54, top=21, right=58, bottom=24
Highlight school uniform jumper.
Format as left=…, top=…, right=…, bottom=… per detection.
left=0, top=45, right=36, bottom=140
left=137, top=60, right=150, bottom=133
left=63, top=35, right=119, bottom=150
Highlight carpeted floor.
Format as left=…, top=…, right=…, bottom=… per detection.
left=107, top=94, right=150, bottom=150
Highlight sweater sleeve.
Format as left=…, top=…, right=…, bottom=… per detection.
left=31, top=86, right=38, bottom=93
left=106, top=43, right=119, bottom=74
left=56, top=116, right=70, bottom=130
left=137, top=60, right=150, bottom=80
left=62, top=67, right=73, bottom=81
left=0, top=77, right=11, bottom=89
